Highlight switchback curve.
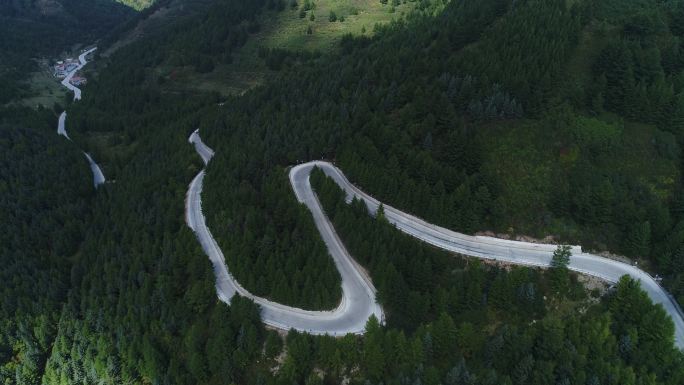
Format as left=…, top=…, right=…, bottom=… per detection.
left=187, top=130, right=684, bottom=348
left=186, top=130, right=383, bottom=335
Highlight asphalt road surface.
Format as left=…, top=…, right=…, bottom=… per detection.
left=187, top=130, right=684, bottom=348
left=57, top=47, right=105, bottom=188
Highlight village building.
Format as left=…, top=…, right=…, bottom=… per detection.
left=69, top=76, right=87, bottom=86
left=53, top=58, right=79, bottom=78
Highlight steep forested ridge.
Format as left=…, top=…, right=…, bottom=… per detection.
left=203, top=168, right=342, bottom=309
left=0, top=107, right=92, bottom=382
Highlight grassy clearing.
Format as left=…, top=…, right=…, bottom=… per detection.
left=158, top=59, right=266, bottom=96
left=162, top=0, right=417, bottom=96
left=17, top=60, right=69, bottom=109
left=253, top=0, right=414, bottom=52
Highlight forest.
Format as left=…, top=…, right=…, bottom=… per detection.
left=302, top=167, right=684, bottom=385
left=27, top=86, right=269, bottom=384
left=0, top=106, right=92, bottom=382
left=203, top=168, right=341, bottom=309
left=195, top=0, right=684, bottom=309
left=4, top=0, right=684, bottom=383
left=1, top=1, right=271, bottom=381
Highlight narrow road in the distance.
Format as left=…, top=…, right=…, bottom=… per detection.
left=186, top=130, right=383, bottom=335
left=57, top=47, right=105, bottom=187
left=61, top=47, right=97, bottom=101
left=187, top=130, right=684, bottom=348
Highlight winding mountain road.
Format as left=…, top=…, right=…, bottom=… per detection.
left=57, top=47, right=105, bottom=188
left=61, top=47, right=96, bottom=101
left=304, top=161, right=684, bottom=347
left=186, top=130, right=383, bottom=335
left=187, top=130, right=684, bottom=348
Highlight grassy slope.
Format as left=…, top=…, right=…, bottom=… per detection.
left=16, top=62, right=69, bottom=109
left=256, top=0, right=413, bottom=51
left=159, top=0, right=418, bottom=95
left=79, top=0, right=421, bottom=164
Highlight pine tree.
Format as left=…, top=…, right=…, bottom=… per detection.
left=550, top=245, right=572, bottom=296
left=551, top=245, right=571, bottom=269
left=626, top=221, right=651, bottom=258
left=363, top=316, right=385, bottom=381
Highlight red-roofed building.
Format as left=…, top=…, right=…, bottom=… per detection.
left=69, top=76, right=87, bottom=86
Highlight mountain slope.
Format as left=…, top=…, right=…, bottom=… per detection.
left=5, top=0, right=684, bottom=383
left=0, top=107, right=93, bottom=384
left=199, top=0, right=684, bottom=310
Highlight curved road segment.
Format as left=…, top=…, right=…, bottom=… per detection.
left=61, top=47, right=96, bottom=101
left=307, top=161, right=684, bottom=344
left=57, top=47, right=106, bottom=187
left=187, top=131, right=684, bottom=348
left=186, top=130, right=383, bottom=335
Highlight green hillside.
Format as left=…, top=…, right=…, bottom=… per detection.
left=4, top=0, right=684, bottom=384
left=197, top=0, right=684, bottom=306
left=109, top=0, right=426, bottom=96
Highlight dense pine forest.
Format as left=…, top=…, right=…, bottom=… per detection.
left=0, top=107, right=93, bottom=382
left=6, top=80, right=270, bottom=383
left=204, top=168, right=342, bottom=309
left=308, top=167, right=684, bottom=385
left=4, top=0, right=684, bottom=383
